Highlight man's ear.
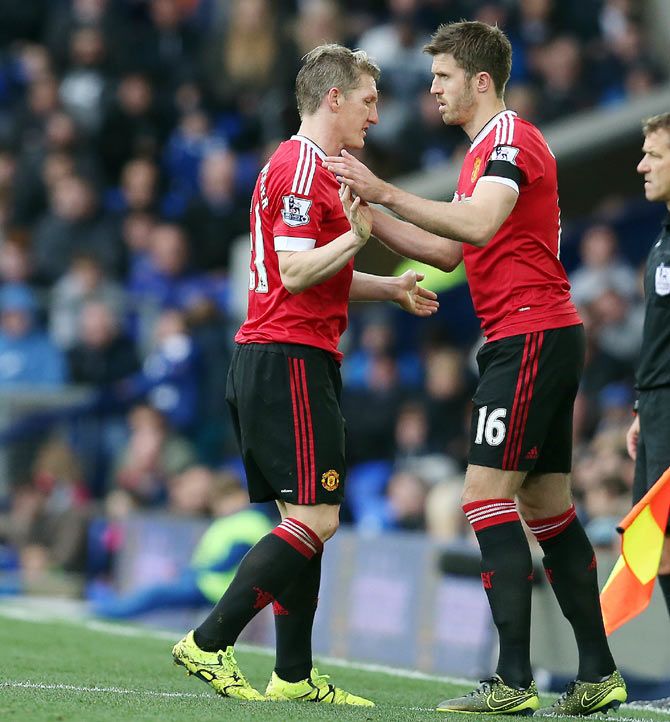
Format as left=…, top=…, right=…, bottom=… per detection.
left=476, top=71, right=493, bottom=95
left=327, top=86, right=342, bottom=112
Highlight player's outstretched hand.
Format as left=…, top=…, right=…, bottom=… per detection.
left=340, top=184, right=372, bottom=244
left=395, top=271, right=439, bottom=317
left=325, top=150, right=388, bottom=204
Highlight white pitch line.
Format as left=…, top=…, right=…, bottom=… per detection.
left=2, top=687, right=663, bottom=721
left=0, top=602, right=470, bottom=686
left=2, top=602, right=670, bottom=719
left=0, top=681, right=211, bottom=700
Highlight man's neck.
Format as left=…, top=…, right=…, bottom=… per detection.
left=296, top=117, right=341, bottom=157
left=462, top=100, right=507, bottom=142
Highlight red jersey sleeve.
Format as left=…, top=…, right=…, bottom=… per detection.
left=483, top=121, right=546, bottom=190
left=270, top=157, right=331, bottom=252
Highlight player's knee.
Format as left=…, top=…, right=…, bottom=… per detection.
left=516, top=496, right=541, bottom=520
left=460, top=484, right=484, bottom=506
left=302, top=508, right=339, bottom=542
left=317, top=514, right=339, bottom=541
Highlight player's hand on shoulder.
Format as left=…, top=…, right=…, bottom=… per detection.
left=340, top=184, right=372, bottom=245
left=395, top=270, right=439, bottom=317
left=325, top=150, right=387, bottom=204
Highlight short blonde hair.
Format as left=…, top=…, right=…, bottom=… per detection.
left=295, top=44, right=380, bottom=118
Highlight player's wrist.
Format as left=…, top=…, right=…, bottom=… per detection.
left=378, top=181, right=395, bottom=207
left=392, top=275, right=411, bottom=304
left=352, top=226, right=370, bottom=245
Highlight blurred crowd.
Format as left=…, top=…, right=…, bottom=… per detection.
left=0, top=0, right=666, bottom=597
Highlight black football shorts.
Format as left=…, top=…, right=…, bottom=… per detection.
left=633, top=387, right=670, bottom=512
left=468, top=324, right=585, bottom=473
left=226, top=342, right=346, bottom=505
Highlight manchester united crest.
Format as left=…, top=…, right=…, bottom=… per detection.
left=321, top=469, right=340, bottom=491
left=471, top=156, right=482, bottom=183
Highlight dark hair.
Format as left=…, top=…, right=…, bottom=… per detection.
left=295, top=44, right=380, bottom=118
left=643, top=112, right=670, bottom=138
left=423, top=21, right=512, bottom=98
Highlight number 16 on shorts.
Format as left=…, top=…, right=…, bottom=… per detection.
left=474, top=405, right=507, bottom=446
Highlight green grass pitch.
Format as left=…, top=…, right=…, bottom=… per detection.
left=1, top=601, right=668, bottom=722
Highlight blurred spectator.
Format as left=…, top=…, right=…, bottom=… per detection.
left=162, top=109, right=228, bottom=214
left=121, top=308, right=200, bottom=431
left=67, top=300, right=139, bottom=386
left=58, top=26, right=109, bottom=133
left=517, top=0, right=555, bottom=40
left=121, top=209, right=156, bottom=263
left=182, top=148, right=248, bottom=273
left=91, top=468, right=272, bottom=618
left=385, top=469, right=428, bottom=531
left=108, top=403, right=196, bottom=510
left=105, top=157, right=160, bottom=216
left=358, top=0, right=431, bottom=151
left=596, top=382, right=635, bottom=432
left=183, top=296, right=234, bottom=461
left=98, top=72, right=167, bottom=184
left=343, top=352, right=405, bottom=464
left=12, top=108, right=101, bottom=228
left=570, top=224, right=638, bottom=307
left=45, top=0, right=123, bottom=73
left=534, top=36, right=592, bottom=123
left=344, top=309, right=422, bottom=389
left=505, top=83, right=540, bottom=125
left=167, top=464, right=216, bottom=517
left=0, top=237, right=35, bottom=286
left=32, top=173, right=122, bottom=284
left=0, top=148, right=17, bottom=227
left=199, top=0, right=297, bottom=146
left=50, top=252, right=126, bottom=349
left=583, top=473, right=629, bottom=550
left=294, top=0, right=346, bottom=57
left=587, top=286, right=643, bottom=367
left=13, top=72, right=60, bottom=152
left=127, top=222, right=205, bottom=320
left=0, top=437, right=91, bottom=592
left=422, top=345, right=472, bottom=466
left=0, top=283, right=66, bottom=387
left=358, top=0, right=430, bottom=101
left=347, top=461, right=428, bottom=533
left=129, top=0, right=198, bottom=91
left=393, top=400, right=458, bottom=484
left=67, top=300, right=140, bottom=497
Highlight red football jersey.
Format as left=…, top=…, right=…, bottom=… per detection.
left=457, top=110, right=581, bottom=341
left=236, top=135, right=353, bottom=361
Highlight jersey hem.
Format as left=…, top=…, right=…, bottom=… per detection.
left=484, top=313, right=582, bottom=342
left=234, top=334, right=343, bottom=363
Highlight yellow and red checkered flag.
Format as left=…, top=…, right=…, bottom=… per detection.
left=600, top=467, right=670, bottom=635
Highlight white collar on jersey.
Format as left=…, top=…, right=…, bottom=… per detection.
left=291, top=134, right=327, bottom=160
left=470, top=110, right=518, bottom=151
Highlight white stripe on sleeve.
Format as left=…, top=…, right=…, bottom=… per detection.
left=274, top=236, right=317, bottom=251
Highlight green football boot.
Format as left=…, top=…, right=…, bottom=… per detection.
left=171, top=630, right=264, bottom=701
left=545, top=669, right=627, bottom=716
left=265, top=667, right=374, bottom=706
left=436, top=675, right=540, bottom=715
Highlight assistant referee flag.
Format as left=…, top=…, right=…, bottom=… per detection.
left=600, top=467, right=670, bottom=635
